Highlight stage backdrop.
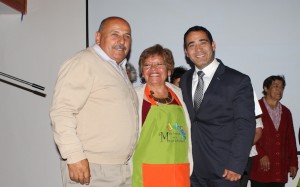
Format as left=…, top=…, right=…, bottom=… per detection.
left=88, top=0, right=300, bottom=151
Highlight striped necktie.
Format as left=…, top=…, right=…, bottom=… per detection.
left=194, top=71, right=205, bottom=111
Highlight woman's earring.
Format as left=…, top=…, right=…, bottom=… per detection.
left=168, top=75, right=171, bottom=82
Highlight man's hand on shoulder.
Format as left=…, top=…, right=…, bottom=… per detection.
left=68, top=159, right=91, bottom=185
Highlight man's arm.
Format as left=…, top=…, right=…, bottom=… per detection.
left=50, top=58, right=92, bottom=163
left=225, top=75, right=256, bottom=178
left=223, top=118, right=262, bottom=181
left=50, top=56, right=93, bottom=183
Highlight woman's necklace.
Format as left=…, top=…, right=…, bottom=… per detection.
left=149, top=90, right=172, bottom=104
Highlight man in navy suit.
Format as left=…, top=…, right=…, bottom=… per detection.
left=180, top=26, right=256, bottom=187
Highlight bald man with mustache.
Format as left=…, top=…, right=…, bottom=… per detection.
left=50, top=16, right=139, bottom=187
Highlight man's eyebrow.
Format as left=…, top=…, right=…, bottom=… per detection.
left=187, top=39, right=208, bottom=46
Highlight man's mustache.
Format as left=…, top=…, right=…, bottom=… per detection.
left=113, top=45, right=126, bottom=51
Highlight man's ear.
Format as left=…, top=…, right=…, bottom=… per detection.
left=95, top=32, right=101, bottom=45
left=212, top=41, right=216, bottom=52
left=184, top=49, right=189, bottom=58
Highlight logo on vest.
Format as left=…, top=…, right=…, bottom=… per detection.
left=159, top=122, right=187, bottom=143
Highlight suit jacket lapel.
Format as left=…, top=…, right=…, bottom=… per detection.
left=197, top=62, right=226, bottom=111
left=183, top=70, right=195, bottom=119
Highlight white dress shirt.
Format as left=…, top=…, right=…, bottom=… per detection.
left=192, top=59, right=219, bottom=103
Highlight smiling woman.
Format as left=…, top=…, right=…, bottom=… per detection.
left=133, top=44, right=193, bottom=187
left=138, top=44, right=174, bottom=84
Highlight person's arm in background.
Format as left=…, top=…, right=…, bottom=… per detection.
left=253, top=117, right=263, bottom=145
left=253, top=116, right=270, bottom=172
left=286, top=109, right=298, bottom=179
left=253, top=91, right=263, bottom=146
left=253, top=93, right=266, bottom=158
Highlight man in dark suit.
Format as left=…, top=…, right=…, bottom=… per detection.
left=180, top=26, right=256, bottom=187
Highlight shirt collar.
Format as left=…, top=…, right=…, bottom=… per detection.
left=194, top=58, right=219, bottom=78
left=93, top=44, right=127, bottom=68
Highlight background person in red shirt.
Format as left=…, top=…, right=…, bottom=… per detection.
left=250, top=75, right=298, bottom=187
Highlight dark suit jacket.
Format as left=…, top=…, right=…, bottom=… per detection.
left=180, top=60, right=256, bottom=179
